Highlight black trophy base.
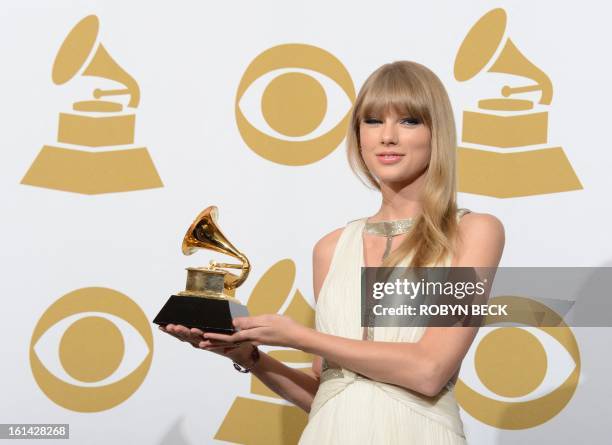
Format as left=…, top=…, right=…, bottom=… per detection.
left=153, top=295, right=249, bottom=333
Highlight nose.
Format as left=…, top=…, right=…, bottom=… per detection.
left=381, top=121, right=398, bottom=145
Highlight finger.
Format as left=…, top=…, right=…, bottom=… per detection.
left=161, top=325, right=203, bottom=346
left=204, top=332, right=239, bottom=342
left=233, top=315, right=270, bottom=330
left=178, top=326, right=201, bottom=343
left=187, top=329, right=204, bottom=342
left=160, top=325, right=184, bottom=339
left=196, top=340, right=233, bottom=351
left=208, top=328, right=265, bottom=344
left=174, top=325, right=191, bottom=336
left=204, top=343, right=239, bottom=350
left=167, top=325, right=187, bottom=338
left=203, top=338, right=235, bottom=346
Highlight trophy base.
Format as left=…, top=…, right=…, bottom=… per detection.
left=153, top=295, right=249, bottom=333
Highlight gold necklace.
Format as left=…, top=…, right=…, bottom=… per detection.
left=364, top=218, right=414, bottom=260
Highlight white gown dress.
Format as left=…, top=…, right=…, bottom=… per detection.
left=298, top=213, right=469, bottom=444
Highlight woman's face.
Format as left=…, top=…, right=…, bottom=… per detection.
left=359, top=108, right=431, bottom=187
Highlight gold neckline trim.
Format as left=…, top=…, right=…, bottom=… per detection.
left=364, top=218, right=414, bottom=237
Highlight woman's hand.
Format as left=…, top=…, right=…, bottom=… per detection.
left=204, top=314, right=307, bottom=348
left=159, top=324, right=255, bottom=364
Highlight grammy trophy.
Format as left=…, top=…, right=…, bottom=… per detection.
left=153, top=206, right=250, bottom=333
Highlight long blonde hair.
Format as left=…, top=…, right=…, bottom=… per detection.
left=347, top=61, right=459, bottom=267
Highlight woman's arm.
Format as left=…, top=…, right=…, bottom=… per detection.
left=222, top=228, right=342, bottom=410
left=162, top=324, right=319, bottom=412
left=206, top=213, right=504, bottom=397
left=244, top=228, right=344, bottom=409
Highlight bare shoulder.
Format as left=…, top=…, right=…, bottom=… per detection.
left=313, top=227, right=344, bottom=263
left=459, top=212, right=504, bottom=238
left=312, top=227, right=344, bottom=301
left=454, top=212, right=505, bottom=267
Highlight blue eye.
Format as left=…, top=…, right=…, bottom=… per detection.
left=363, top=118, right=382, bottom=125
left=401, top=117, right=420, bottom=125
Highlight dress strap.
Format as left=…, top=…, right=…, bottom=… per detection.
left=456, top=208, right=471, bottom=220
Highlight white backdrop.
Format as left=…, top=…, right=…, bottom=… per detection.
left=1, top=1, right=611, bottom=443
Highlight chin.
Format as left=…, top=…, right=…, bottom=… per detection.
left=374, top=167, right=429, bottom=188
left=375, top=174, right=414, bottom=187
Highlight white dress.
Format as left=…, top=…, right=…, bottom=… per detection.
left=299, top=215, right=468, bottom=445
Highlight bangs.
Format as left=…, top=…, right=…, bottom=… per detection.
left=358, top=65, right=431, bottom=127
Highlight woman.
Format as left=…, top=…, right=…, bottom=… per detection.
left=161, top=61, right=504, bottom=444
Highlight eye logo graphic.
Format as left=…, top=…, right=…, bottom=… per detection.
left=456, top=296, right=580, bottom=429
left=215, top=259, right=314, bottom=444
left=235, top=44, right=356, bottom=166
left=29, top=287, right=153, bottom=412
left=21, top=15, right=163, bottom=194
left=454, top=8, right=582, bottom=198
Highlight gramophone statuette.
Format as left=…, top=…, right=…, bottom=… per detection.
left=153, top=206, right=250, bottom=333
left=453, top=8, right=582, bottom=198
left=21, top=14, right=162, bottom=194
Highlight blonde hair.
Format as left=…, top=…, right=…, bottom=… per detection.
left=347, top=61, right=459, bottom=267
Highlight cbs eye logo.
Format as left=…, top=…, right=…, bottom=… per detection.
left=29, top=287, right=153, bottom=412
left=235, top=43, right=356, bottom=166
left=456, top=296, right=580, bottom=429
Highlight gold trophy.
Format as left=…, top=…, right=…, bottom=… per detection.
left=153, top=206, right=250, bottom=333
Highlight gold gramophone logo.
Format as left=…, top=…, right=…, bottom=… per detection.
left=21, top=15, right=163, bottom=194
left=215, top=259, right=313, bottom=444
left=454, top=8, right=582, bottom=198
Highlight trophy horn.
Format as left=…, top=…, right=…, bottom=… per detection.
left=181, top=206, right=251, bottom=289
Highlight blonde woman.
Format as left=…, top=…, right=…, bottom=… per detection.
left=161, top=61, right=504, bottom=444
